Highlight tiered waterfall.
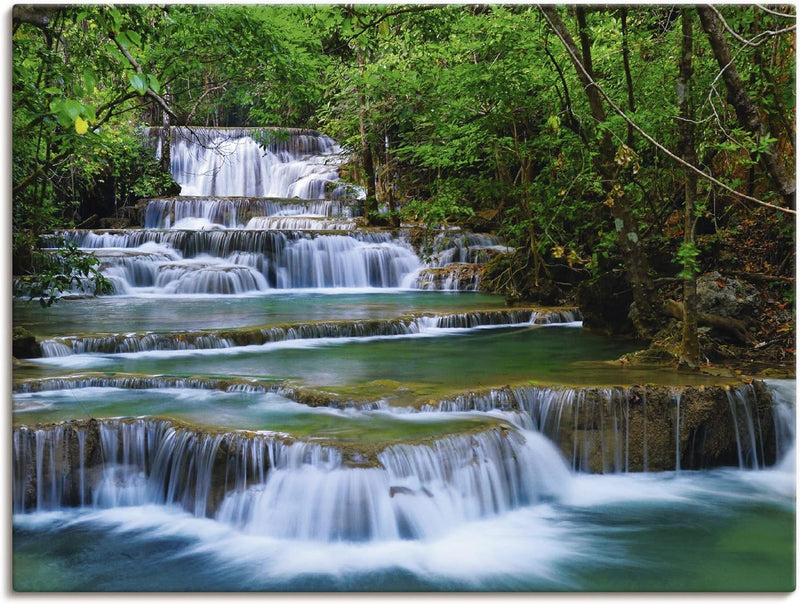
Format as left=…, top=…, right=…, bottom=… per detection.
left=12, top=127, right=795, bottom=592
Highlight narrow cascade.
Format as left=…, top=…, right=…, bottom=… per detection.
left=427, top=231, right=511, bottom=268
left=674, top=394, right=681, bottom=472
left=726, top=384, right=767, bottom=469
left=765, top=379, right=796, bottom=464
left=412, top=265, right=483, bottom=292
left=409, top=231, right=513, bottom=292
left=149, top=127, right=355, bottom=199
left=35, top=308, right=580, bottom=357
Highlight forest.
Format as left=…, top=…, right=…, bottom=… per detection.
left=12, top=3, right=796, bottom=372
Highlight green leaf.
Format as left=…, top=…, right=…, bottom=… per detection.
left=124, top=29, right=142, bottom=47
left=116, top=30, right=132, bottom=49
left=146, top=74, right=160, bottom=95
left=74, top=116, right=89, bottom=135
left=107, top=7, right=122, bottom=32
left=62, top=99, right=82, bottom=120
left=127, top=72, right=149, bottom=95
left=83, top=68, right=97, bottom=92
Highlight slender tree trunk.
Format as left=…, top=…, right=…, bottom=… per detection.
left=160, top=88, right=171, bottom=174
left=696, top=5, right=795, bottom=209
left=620, top=7, right=636, bottom=147
left=542, top=42, right=586, bottom=144
left=383, top=130, right=400, bottom=227
left=678, top=9, right=701, bottom=368
left=541, top=5, right=659, bottom=340
left=356, top=46, right=378, bottom=223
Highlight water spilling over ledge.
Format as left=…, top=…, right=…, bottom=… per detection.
left=425, top=381, right=789, bottom=472
left=12, top=381, right=792, bottom=522
left=148, top=127, right=356, bottom=199
left=14, top=416, right=563, bottom=536
left=144, top=197, right=361, bottom=229
left=34, top=308, right=581, bottom=357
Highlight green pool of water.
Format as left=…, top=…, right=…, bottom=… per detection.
left=23, top=325, right=725, bottom=403
left=13, top=291, right=507, bottom=338
left=12, top=386, right=504, bottom=444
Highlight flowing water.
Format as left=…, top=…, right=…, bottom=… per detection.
left=12, top=128, right=795, bottom=593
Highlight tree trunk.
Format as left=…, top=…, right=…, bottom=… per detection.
left=541, top=5, right=659, bottom=340
left=696, top=5, right=795, bottom=209
left=160, top=88, right=171, bottom=174
left=356, top=46, right=378, bottom=223
left=678, top=8, right=700, bottom=368
left=620, top=7, right=636, bottom=147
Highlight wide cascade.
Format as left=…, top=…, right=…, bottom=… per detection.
left=13, top=126, right=795, bottom=592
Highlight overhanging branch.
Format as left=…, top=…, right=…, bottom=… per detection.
left=109, top=32, right=182, bottom=123
left=538, top=5, right=796, bottom=216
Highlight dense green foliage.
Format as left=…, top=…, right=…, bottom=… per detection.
left=13, top=5, right=795, bottom=339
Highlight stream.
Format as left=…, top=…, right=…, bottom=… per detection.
left=12, top=127, right=795, bottom=593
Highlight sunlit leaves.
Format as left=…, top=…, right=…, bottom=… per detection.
left=49, top=97, right=95, bottom=128
left=74, top=117, right=89, bottom=135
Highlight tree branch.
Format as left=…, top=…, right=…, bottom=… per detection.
left=538, top=5, right=796, bottom=215
left=343, top=4, right=440, bottom=48
left=697, top=5, right=795, bottom=209
left=109, top=32, right=182, bottom=123
left=706, top=4, right=796, bottom=48
left=186, top=82, right=229, bottom=123
left=754, top=4, right=797, bottom=19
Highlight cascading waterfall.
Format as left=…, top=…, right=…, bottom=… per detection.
left=144, top=197, right=359, bottom=230
left=13, top=416, right=571, bottom=542
left=14, top=124, right=795, bottom=591
left=12, top=418, right=340, bottom=516
left=426, top=231, right=511, bottom=268
left=14, top=382, right=792, bottom=514
left=31, top=127, right=515, bottom=295
left=767, top=379, right=796, bottom=465
left=13, top=375, right=277, bottom=394
left=726, top=385, right=765, bottom=469
left=217, top=428, right=569, bottom=542
left=151, top=127, right=353, bottom=199
left=59, top=229, right=424, bottom=293
left=426, top=382, right=788, bottom=473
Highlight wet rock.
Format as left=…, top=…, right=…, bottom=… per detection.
left=415, top=264, right=484, bottom=291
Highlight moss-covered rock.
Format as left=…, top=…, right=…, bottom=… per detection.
left=12, top=327, right=41, bottom=359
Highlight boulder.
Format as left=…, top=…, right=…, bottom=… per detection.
left=12, top=327, right=40, bottom=359
left=697, top=271, right=762, bottom=319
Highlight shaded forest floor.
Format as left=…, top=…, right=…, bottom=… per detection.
left=635, top=208, right=796, bottom=379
